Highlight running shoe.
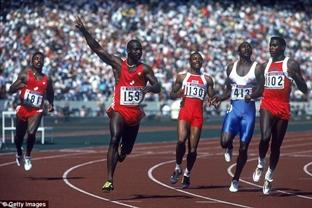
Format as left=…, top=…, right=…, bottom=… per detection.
left=181, top=176, right=190, bottom=189
left=252, top=167, right=263, bottom=182
left=102, top=180, right=114, bottom=192
left=229, top=180, right=239, bottom=192
left=263, top=179, right=272, bottom=195
left=170, top=169, right=182, bottom=184
left=16, top=154, right=24, bottom=167
left=24, top=156, right=32, bottom=171
left=224, top=148, right=233, bottom=162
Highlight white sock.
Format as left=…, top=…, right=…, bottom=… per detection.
left=175, top=164, right=181, bottom=171
left=184, top=168, right=190, bottom=177
left=257, top=157, right=265, bottom=168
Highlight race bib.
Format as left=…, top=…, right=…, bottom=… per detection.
left=265, top=73, right=285, bottom=89
left=23, top=89, right=44, bottom=108
left=184, top=83, right=205, bottom=100
left=231, top=85, right=252, bottom=100
left=120, top=86, right=143, bottom=105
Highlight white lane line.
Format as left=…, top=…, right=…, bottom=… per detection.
left=303, top=162, right=312, bottom=177
left=0, top=152, right=90, bottom=167
left=62, top=153, right=149, bottom=208
left=148, top=160, right=252, bottom=208
left=227, top=149, right=312, bottom=200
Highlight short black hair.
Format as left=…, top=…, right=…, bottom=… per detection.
left=32, top=51, right=44, bottom=60
left=127, top=39, right=141, bottom=50
left=270, top=36, right=286, bottom=47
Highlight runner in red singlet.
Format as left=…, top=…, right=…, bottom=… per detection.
left=9, top=52, right=54, bottom=171
left=75, top=17, right=161, bottom=192
left=252, top=37, right=308, bottom=195
left=169, top=52, right=215, bottom=189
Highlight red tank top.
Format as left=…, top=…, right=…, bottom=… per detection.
left=20, top=69, right=49, bottom=109
left=181, top=72, right=207, bottom=111
left=262, top=57, right=292, bottom=103
left=112, top=61, right=146, bottom=109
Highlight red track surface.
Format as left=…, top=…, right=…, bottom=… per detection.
left=1, top=131, right=312, bottom=208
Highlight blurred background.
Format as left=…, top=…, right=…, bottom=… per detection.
left=0, top=0, right=311, bottom=148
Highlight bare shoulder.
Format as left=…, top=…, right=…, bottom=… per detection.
left=287, top=58, right=300, bottom=71
left=204, top=73, right=213, bottom=84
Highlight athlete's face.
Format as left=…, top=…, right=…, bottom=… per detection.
left=127, top=41, right=142, bottom=62
left=190, top=53, right=203, bottom=70
left=32, top=54, right=44, bottom=70
left=269, top=39, right=285, bottom=58
left=238, top=42, right=252, bottom=58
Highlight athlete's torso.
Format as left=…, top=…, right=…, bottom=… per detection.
left=229, top=60, right=257, bottom=103
left=181, top=72, right=207, bottom=111
left=262, top=57, right=292, bottom=103
left=20, top=69, right=48, bottom=109
left=113, top=61, right=146, bottom=109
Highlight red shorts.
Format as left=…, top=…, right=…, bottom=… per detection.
left=260, top=99, right=290, bottom=120
left=106, top=105, right=145, bottom=126
left=178, top=107, right=203, bottom=128
left=16, top=105, right=43, bottom=121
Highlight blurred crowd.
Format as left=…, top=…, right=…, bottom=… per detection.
left=1, top=0, right=311, bottom=106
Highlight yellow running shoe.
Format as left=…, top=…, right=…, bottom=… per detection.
left=102, top=180, right=114, bottom=192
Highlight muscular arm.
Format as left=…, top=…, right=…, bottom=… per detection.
left=8, top=70, right=28, bottom=94
left=46, top=77, right=54, bottom=112
left=219, top=64, right=233, bottom=101
left=75, top=16, right=122, bottom=74
left=288, top=59, right=308, bottom=94
left=205, top=75, right=215, bottom=98
left=247, top=63, right=265, bottom=100
left=142, top=64, right=161, bottom=94
left=170, top=73, right=185, bottom=99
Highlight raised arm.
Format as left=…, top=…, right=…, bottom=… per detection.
left=170, top=73, right=185, bottom=99
left=75, top=16, right=122, bottom=72
left=8, top=70, right=28, bottom=94
left=142, top=64, right=161, bottom=94
left=287, top=59, right=308, bottom=94
left=46, top=77, right=54, bottom=112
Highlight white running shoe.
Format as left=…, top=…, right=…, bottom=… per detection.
left=16, top=154, right=24, bottom=167
left=229, top=180, right=239, bottom=192
left=24, top=156, right=32, bottom=171
left=263, top=180, right=272, bottom=195
left=265, top=168, right=273, bottom=182
left=224, top=148, right=233, bottom=162
left=253, top=167, right=263, bottom=182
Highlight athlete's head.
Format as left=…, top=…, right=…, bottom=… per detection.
left=269, top=36, right=286, bottom=58
left=189, top=52, right=203, bottom=70
left=238, top=41, right=252, bottom=59
left=127, top=39, right=142, bottom=63
left=32, top=51, right=44, bottom=71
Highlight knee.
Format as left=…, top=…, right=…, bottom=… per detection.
left=239, top=143, right=248, bottom=155
left=220, top=134, right=230, bottom=149
left=109, top=137, right=119, bottom=148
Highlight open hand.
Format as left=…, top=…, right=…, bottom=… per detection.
left=75, top=16, right=85, bottom=30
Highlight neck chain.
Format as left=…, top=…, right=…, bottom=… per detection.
left=126, top=61, right=136, bottom=68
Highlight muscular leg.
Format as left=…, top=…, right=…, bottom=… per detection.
left=269, top=118, right=288, bottom=171
left=220, top=133, right=234, bottom=150
left=15, top=117, right=28, bottom=156
left=26, top=113, right=42, bottom=156
left=259, top=109, right=275, bottom=159
left=107, top=112, right=124, bottom=182
left=121, top=124, right=140, bottom=156
left=176, top=120, right=189, bottom=165
left=233, top=141, right=250, bottom=181
left=186, top=126, right=201, bottom=173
